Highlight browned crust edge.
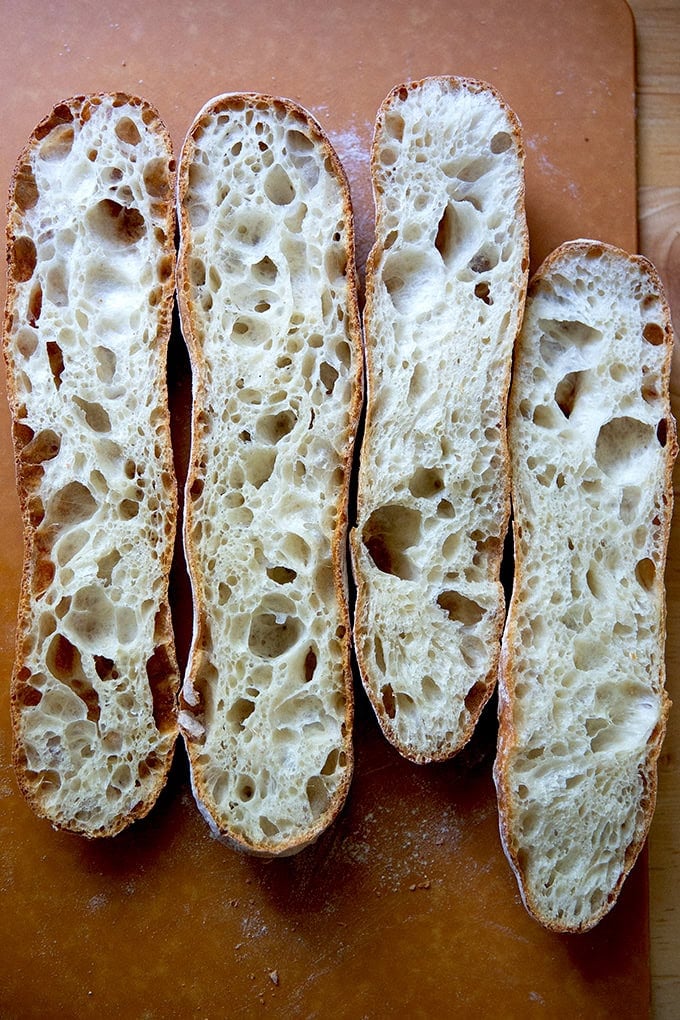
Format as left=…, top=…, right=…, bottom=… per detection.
left=349, top=75, right=529, bottom=763
left=493, top=238, right=676, bottom=932
left=3, top=93, right=180, bottom=838
left=176, top=92, right=363, bottom=857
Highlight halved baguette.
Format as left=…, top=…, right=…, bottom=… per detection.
left=350, top=77, right=528, bottom=762
left=494, top=240, right=676, bottom=932
left=4, top=94, right=179, bottom=837
left=176, top=94, right=362, bottom=855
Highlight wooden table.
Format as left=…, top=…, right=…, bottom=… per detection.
left=628, top=1, right=680, bottom=1015
left=0, top=3, right=675, bottom=1015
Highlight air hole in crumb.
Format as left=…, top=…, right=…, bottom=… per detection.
left=468, top=247, right=498, bottom=274
left=264, top=164, right=295, bottom=205
left=285, top=128, right=314, bottom=153
left=306, top=776, right=330, bottom=818
left=362, top=504, right=421, bottom=580
left=464, top=681, right=488, bottom=716
left=45, top=341, right=65, bottom=390
left=189, top=477, right=204, bottom=501
left=143, top=157, right=170, bottom=198
left=460, top=635, right=486, bottom=669
left=97, top=549, right=121, bottom=585
left=245, top=448, right=276, bottom=488
left=14, top=163, right=38, bottom=212
left=407, top=363, right=428, bottom=402
left=657, top=419, right=668, bottom=447
left=457, top=157, right=491, bottom=182
left=119, top=498, right=140, bottom=520
left=374, top=634, right=386, bottom=673
left=409, top=466, right=444, bottom=498
left=45, top=633, right=101, bottom=722
left=17, top=682, right=42, bottom=708
left=643, top=322, right=664, bottom=346
left=158, top=254, right=173, bottom=283
left=383, top=110, right=405, bottom=141
left=45, top=632, right=82, bottom=682
left=304, top=647, right=317, bottom=683
left=87, top=199, right=145, bottom=247
left=94, top=655, right=117, bottom=681
left=259, top=816, right=279, bottom=837
left=321, top=747, right=345, bottom=776
left=416, top=678, right=438, bottom=706
left=49, top=481, right=96, bottom=525
left=248, top=612, right=301, bottom=658
left=16, top=328, right=38, bottom=359
left=619, top=486, right=641, bottom=524
left=532, top=404, right=560, bottom=429
left=73, top=396, right=111, bottom=433
left=555, top=371, right=584, bottom=418
left=595, top=416, right=656, bottom=482
left=381, top=684, right=396, bottom=719
left=189, top=257, right=206, bottom=287
left=474, top=281, right=492, bottom=305
left=228, top=698, right=256, bottom=731
left=115, top=117, right=142, bottom=145
left=267, top=565, right=297, bottom=585
left=490, top=131, right=512, bottom=154
left=635, top=558, right=656, bottom=591
left=538, top=318, right=603, bottom=364
left=437, top=590, right=485, bottom=626
left=89, top=350, right=114, bottom=390
left=319, top=362, right=338, bottom=395
left=253, top=255, right=278, bottom=284
left=585, top=563, right=606, bottom=599
left=28, top=282, right=42, bottom=326
left=12, top=236, right=37, bottom=282
left=257, top=409, right=296, bottom=443
left=20, top=428, right=60, bottom=465
left=39, top=123, right=74, bottom=161
left=146, top=641, right=176, bottom=733
left=434, top=203, right=457, bottom=262
left=236, top=776, right=255, bottom=802
left=382, top=248, right=438, bottom=312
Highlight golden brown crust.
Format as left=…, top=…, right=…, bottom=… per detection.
left=494, top=239, right=676, bottom=931
left=177, top=93, right=363, bottom=856
left=351, top=75, right=529, bottom=762
left=4, top=93, right=179, bottom=837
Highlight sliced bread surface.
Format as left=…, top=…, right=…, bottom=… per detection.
left=4, top=93, right=179, bottom=837
left=177, top=94, right=362, bottom=855
left=494, top=240, right=676, bottom=931
left=350, top=76, right=528, bottom=762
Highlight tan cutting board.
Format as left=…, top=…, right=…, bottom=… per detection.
left=0, top=1, right=650, bottom=1017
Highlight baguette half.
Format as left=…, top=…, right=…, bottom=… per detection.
left=176, top=94, right=362, bottom=855
left=350, top=77, right=528, bottom=762
left=494, top=240, right=676, bottom=932
left=4, top=94, right=179, bottom=837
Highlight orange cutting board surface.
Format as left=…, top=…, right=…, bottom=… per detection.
left=0, top=2, right=649, bottom=1018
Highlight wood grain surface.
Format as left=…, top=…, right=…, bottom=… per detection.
left=0, top=2, right=676, bottom=1016
left=628, top=1, right=680, bottom=1016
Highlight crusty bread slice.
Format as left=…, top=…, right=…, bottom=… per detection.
left=350, top=77, right=528, bottom=762
left=176, top=94, right=362, bottom=855
left=4, top=94, right=180, bottom=837
left=494, top=240, right=676, bottom=932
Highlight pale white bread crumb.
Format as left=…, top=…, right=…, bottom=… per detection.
left=494, top=240, right=676, bottom=932
left=176, top=93, right=362, bottom=856
left=4, top=94, right=180, bottom=837
left=350, top=77, right=528, bottom=762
